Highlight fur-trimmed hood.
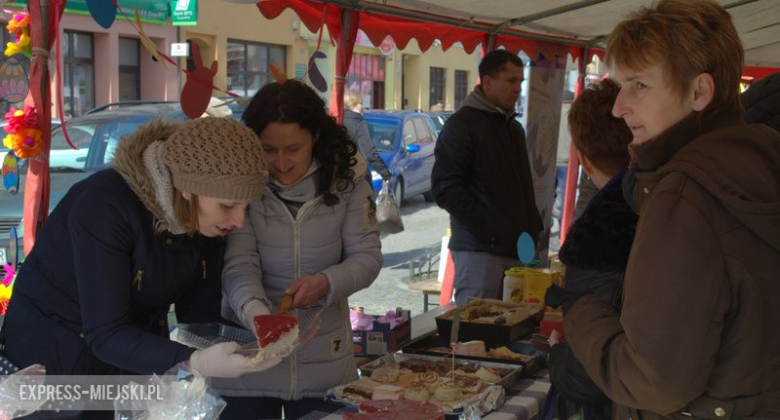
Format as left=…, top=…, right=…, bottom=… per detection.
left=111, top=119, right=185, bottom=234
left=559, top=171, right=638, bottom=271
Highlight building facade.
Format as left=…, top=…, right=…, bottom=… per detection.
left=4, top=1, right=480, bottom=117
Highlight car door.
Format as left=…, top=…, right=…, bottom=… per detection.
left=408, top=116, right=436, bottom=196
left=399, top=118, right=424, bottom=195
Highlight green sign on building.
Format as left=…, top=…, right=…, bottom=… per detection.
left=170, top=0, right=198, bottom=26
left=7, top=0, right=170, bottom=25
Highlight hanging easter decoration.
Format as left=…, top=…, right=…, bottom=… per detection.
left=308, top=51, right=328, bottom=93
left=0, top=57, right=29, bottom=105
left=181, top=43, right=217, bottom=119
left=86, top=0, right=117, bottom=29
left=516, top=231, right=536, bottom=266
left=1, top=151, right=19, bottom=195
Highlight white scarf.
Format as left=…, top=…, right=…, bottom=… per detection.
left=142, top=141, right=186, bottom=234
left=269, top=160, right=321, bottom=204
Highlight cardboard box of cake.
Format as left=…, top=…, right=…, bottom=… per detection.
left=435, top=298, right=544, bottom=343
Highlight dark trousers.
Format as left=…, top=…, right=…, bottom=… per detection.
left=220, top=396, right=323, bottom=420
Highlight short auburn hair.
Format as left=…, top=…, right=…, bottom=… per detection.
left=173, top=191, right=200, bottom=234
left=568, top=79, right=632, bottom=177
left=607, top=0, right=743, bottom=116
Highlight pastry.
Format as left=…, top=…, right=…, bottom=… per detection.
left=455, top=340, right=486, bottom=357
left=371, top=365, right=401, bottom=383
left=358, top=400, right=444, bottom=420
left=372, top=384, right=405, bottom=400
left=394, top=373, right=423, bottom=388
left=403, top=381, right=431, bottom=402
left=251, top=314, right=298, bottom=361
left=446, top=372, right=483, bottom=394
left=488, top=346, right=533, bottom=362
left=417, top=371, right=440, bottom=391
left=474, top=366, right=501, bottom=383
left=342, top=385, right=374, bottom=401
left=433, top=378, right=462, bottom=402
left=340, top=378, right=381, bottom=402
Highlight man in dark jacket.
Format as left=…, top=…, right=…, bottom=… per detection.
left=431, top=49, right=542, bottom=305
left=559, top=1, right=780, bottom=418
left=343, top=90, right=392, bottom=185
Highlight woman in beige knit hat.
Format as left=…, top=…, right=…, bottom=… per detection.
left=3, top=116, right=282, bottom=382
left=217, top=80, right=383, bottom=419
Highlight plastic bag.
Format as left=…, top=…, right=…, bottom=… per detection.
left=113, top=364, right=226, bottom=420
left=0, top=364, right=48, bottom=419
left=376, top=182, right=404, bottom=234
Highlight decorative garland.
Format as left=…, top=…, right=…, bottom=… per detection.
left=3, top=105, right=42, bottom=159
left=4, top=13, right=31, bottom=60
left=0, top=263, right=16, bottom=316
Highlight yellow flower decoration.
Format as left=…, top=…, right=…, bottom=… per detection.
left=0, top=285, right=11, bottom=301
left=4, top=31, right=31, bottom=59
left=3, top=127, right=43, bottom=158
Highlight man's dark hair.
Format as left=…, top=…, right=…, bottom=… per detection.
left=478, top=50, right=524, bottom=79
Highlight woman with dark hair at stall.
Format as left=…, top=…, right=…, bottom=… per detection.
left=216, top=80, right=383, bottom=419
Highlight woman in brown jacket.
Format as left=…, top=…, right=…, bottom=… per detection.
left=555, top=1, right=780, bottom=419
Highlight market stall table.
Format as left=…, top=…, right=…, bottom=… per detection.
left=321, top=303, right=551, bottom=420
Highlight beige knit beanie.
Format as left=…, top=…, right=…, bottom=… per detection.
left=162, top=117, right=268, bottom=201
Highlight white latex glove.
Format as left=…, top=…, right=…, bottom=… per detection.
left=189, top=342, right=282, bottom=378
left=241, top=299, right=271, bottom=334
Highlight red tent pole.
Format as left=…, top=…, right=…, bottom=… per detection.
left=559, top=47, right=586, bottom=246
left=23, top=0, right=57, bottom=254
left=331, top=7, right=359, bottom=124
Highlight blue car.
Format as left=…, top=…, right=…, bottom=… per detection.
left=364, top=110, right=437, bottom=207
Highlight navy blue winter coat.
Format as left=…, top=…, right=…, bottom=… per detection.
left=3, top=121, right=226, bottom=375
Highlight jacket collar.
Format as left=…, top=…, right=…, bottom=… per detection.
left=111, top=119, right=188, bottom=234
left=632, top=110, right=743, bottom=172
left=462, top=86, right=518, bottom=121
left=625, top=110, right=743, bottom=212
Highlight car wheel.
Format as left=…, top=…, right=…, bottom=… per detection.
left=422, top=191, right=435, bottom=202
left=394, top=179, right=404, bottom=209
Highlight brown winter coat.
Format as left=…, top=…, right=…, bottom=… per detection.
left=565, top=112, right=780, bottom=420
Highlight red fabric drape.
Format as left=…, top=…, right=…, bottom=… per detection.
left=743, top=65, right=780, bottom=82
left=332, top=8, right=359, bottom=124
left=257, top=0, right=484, bottom=54
left=24, top=0, right=65, bottom=254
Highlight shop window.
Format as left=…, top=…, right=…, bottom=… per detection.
left=63, top=31, right=95, bottom=118
left=227, top=39, right=286, bottom=97
left=429, top=67, right=445, bottom=110
left=455, top=70, right=468, bottom=109
left=346, top=53, right=385, bottom=109
left=118, top=37, right=140, bottom=101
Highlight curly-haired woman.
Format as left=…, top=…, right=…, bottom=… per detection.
left=216, top=80, right=383, bottom=419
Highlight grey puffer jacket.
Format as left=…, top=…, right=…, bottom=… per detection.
left=215, top=158, right=382, bottom=399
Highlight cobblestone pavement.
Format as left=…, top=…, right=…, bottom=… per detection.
left=347, top=196, right=562, bottom=319
left=348, top=196, right=450, bottom=318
